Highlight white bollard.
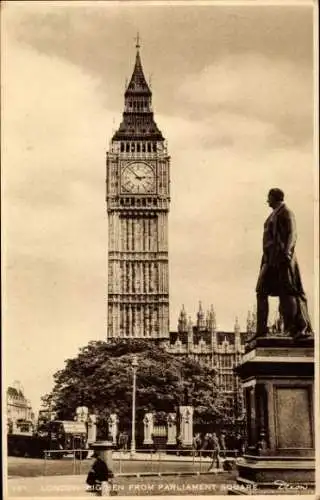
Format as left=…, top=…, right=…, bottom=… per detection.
left=100, top=481, right=111, bottom=496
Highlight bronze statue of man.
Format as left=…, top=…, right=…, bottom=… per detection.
left=255, top=188, right=313, bottom=339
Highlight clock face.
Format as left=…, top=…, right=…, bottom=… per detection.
left=121, top=162, right=155, bottom=193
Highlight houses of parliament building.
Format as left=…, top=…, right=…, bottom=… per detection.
left=105, top=38, right=256, bottom=416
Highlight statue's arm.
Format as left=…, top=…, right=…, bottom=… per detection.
left=284, top=210, right=297, bottom=258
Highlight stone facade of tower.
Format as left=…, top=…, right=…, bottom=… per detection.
left=106, top=44, right=170, bottom=340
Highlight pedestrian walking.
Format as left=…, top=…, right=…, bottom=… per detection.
left=201, top=432, right=210, bottom=457
left=235, top=433, right=244, bottom=457
left=220, top=432, right=226, bottom=458
left=208, top=432, right=220, bottom=472
left=176, top=432, right=183, bottom=456
left=192, top=432, right=201, bottom=455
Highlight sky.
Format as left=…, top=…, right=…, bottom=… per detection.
left=2, top=1, right=317, bottom=412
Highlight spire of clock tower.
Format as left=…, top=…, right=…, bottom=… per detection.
left=125, top=36, right=151, bottom=97
left=113, top=38, right=164, bottom=141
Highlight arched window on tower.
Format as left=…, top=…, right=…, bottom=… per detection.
left=137, top=143, right=141, bottom=152
left=142, top=143, right=146, bottom=152
left=147, top=143, right=151, bottom=153
left=120, top=142, right=124, bottom=152
left=126, top=143, right=130, bottom=152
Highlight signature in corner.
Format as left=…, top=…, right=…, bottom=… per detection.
left=274, top=480, right=308, bottom=490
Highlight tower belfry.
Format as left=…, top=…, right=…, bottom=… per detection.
left=106, top=40, right=170, bottom=340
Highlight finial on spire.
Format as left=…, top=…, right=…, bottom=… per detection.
left=178, top=304, right=188, bottom=332
left=135, top=32, right=141, bottom=50
left=234, top=316, right=240, bottom=332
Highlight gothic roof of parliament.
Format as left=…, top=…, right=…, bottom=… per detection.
left=112, top=43, right=164, bottom=142
left=170, top=303, right=252, bottom=347
left=170, top=330, right=247, bottom=346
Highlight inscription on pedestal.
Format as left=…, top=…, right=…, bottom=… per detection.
left=275, top=387, right=313, bottom=449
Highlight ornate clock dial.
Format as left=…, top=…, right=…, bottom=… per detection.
left=122, top=162, right=155, bottom=193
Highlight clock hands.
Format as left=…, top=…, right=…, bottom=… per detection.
left=126, top=167, right=145, bottom=181
left=123, top=164, right=154, bottom=193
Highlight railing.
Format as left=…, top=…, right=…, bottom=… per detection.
left=41, top=448, right=240, bottom=476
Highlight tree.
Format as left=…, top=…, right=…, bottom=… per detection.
left=43, top=339, right=230, bottom=431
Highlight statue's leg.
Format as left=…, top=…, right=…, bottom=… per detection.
left=256, top=293, right=269, bottom=336
left=295, top=296, right=313, bottom=336
left=279, top=294, right=298, bottom=335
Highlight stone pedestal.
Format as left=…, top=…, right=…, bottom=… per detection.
left=87, top=414, right=97, bottom=445
left=167, top=413, right=177, bottom=446
left=143, top=412, right=154, bottom=445
left=108, top=414, right=119, bottom=446
left=90, top=440, right=114, bottom=473
left=179, top=406, right=194, bottom=447
left=234, top=336, right=314, bottom=489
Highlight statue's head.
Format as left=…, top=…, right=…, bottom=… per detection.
left=267, top=188, right=284, bottom=209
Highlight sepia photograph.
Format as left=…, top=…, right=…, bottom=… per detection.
left=2, top=0, right=318, bottom=497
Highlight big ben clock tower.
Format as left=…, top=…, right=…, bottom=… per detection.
left=106, top=38, right=170, bottom=340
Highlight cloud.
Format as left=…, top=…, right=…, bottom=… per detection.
left=177, top=53, right=313, bottom=145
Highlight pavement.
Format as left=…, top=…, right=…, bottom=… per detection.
left=6, top=453, right=234, bottom=497
left=7, top=474, right=90, bottom=498
left=7, top=470, right=228, bottom=498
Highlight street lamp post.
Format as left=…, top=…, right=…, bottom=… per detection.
left=130, top=355, right=138, bottom=457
